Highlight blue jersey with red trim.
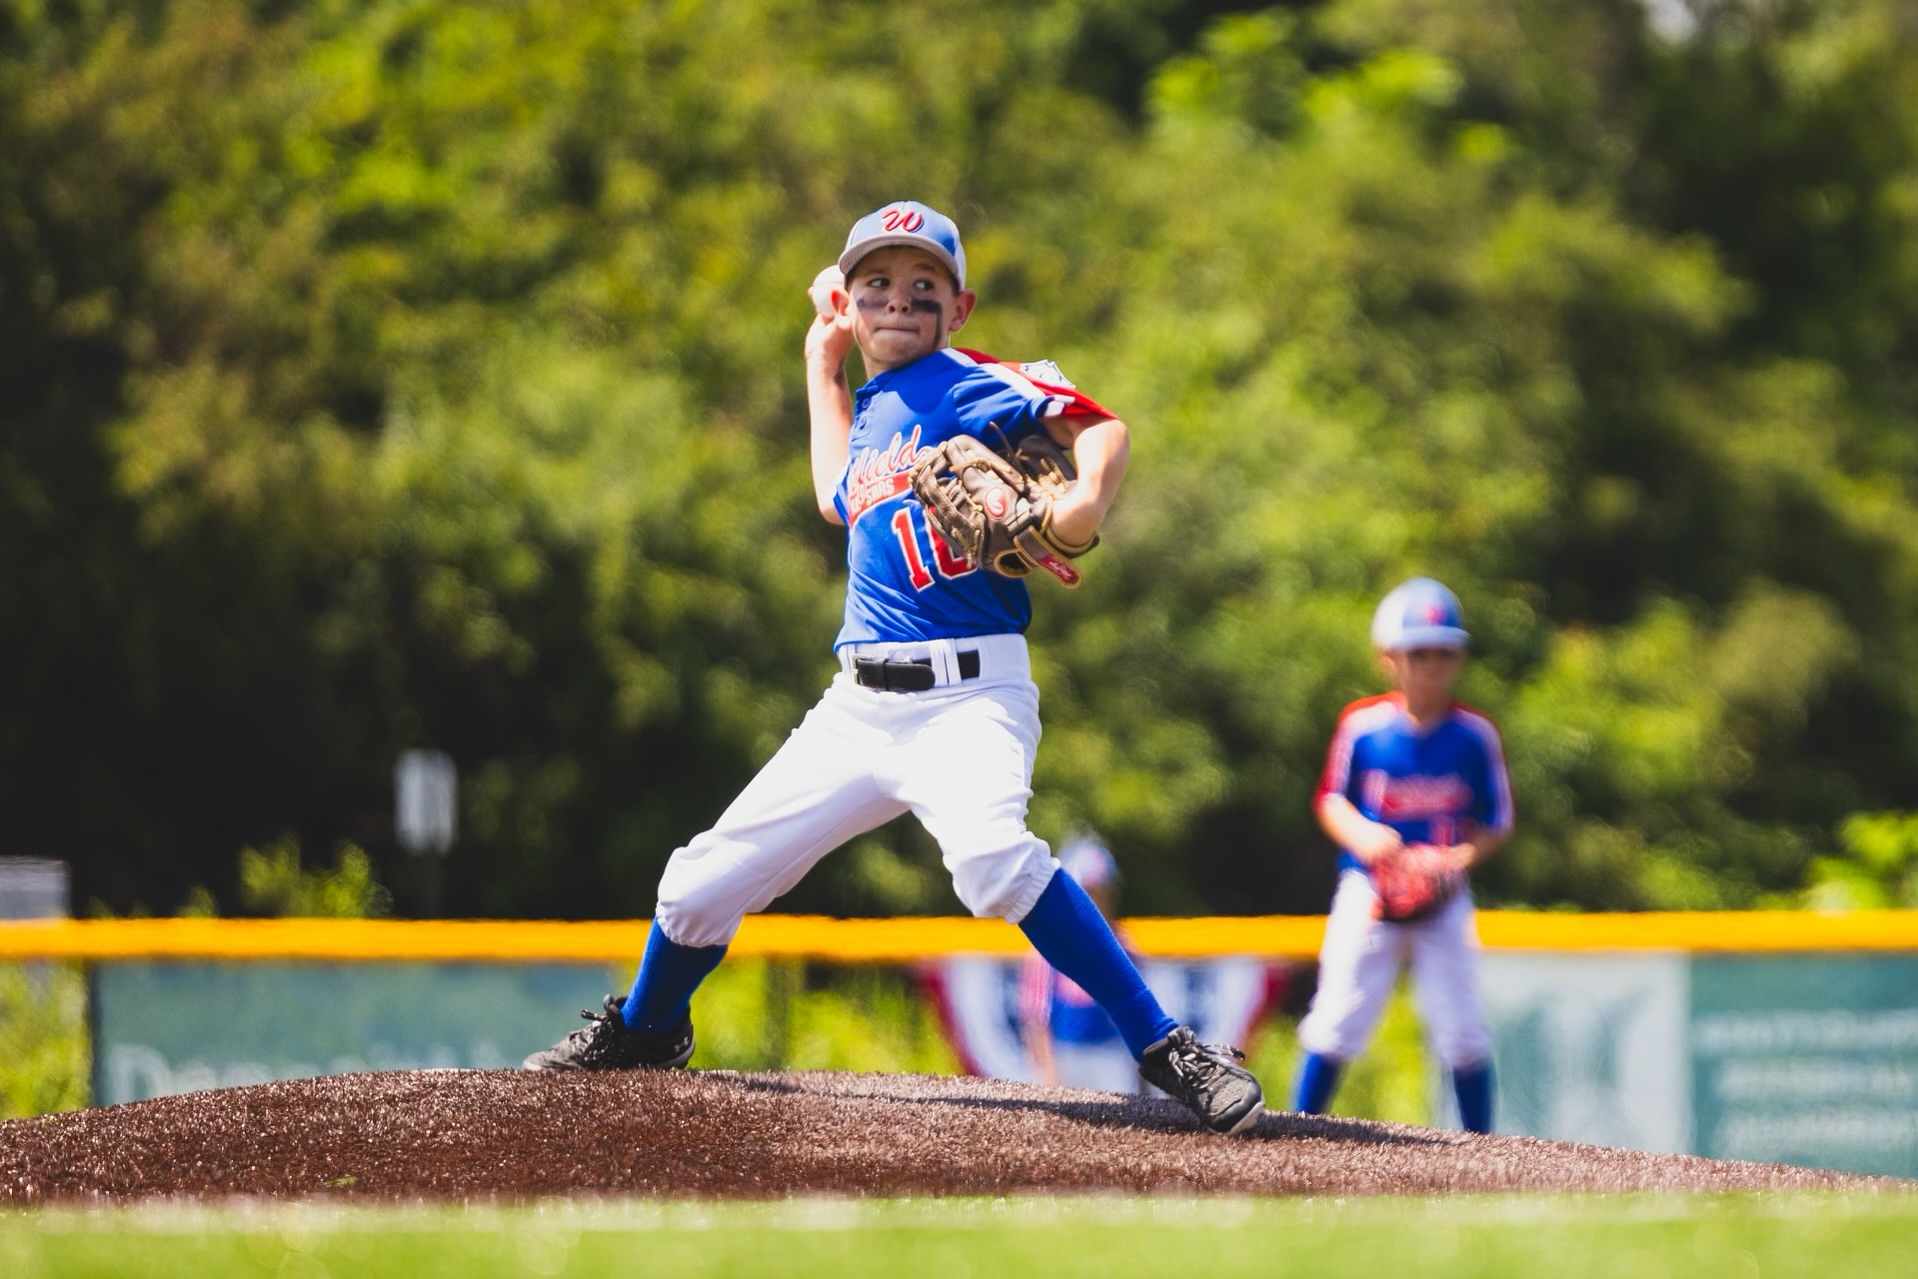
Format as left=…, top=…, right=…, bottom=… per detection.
left=832, top=348, right=1109, bottom=648
left=1316, top=694, right=1514, bottom=878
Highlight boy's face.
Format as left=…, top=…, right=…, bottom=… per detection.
left=1380, top=646, right=1466, bottom=701
left=844, top=245, right=975, bottom=373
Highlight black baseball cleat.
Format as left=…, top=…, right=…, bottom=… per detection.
left=521, top=995, right=695, bottom=1072
left=1139, top=1026, right=1265, bottom=1136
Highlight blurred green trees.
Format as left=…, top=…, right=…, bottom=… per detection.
left=3, top=0, right=1917, bottom=918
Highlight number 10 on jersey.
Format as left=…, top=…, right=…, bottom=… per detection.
left=892, top=508, right=975, bottom=589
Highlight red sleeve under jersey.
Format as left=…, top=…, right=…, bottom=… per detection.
left=953, top=349, right=1114, bottom=421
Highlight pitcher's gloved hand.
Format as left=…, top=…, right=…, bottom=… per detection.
left=908, top=432, right=1096, bottom=588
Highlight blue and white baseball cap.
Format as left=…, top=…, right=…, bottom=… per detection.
left=838, top=201, right=967, bottom=289
left=1059, top=836, right=1119, bottom=890
left=1371, top=577, right=1471, bottom=651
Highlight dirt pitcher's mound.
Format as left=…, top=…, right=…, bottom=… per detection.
left=0, top=1069, right=1902, bottom=1203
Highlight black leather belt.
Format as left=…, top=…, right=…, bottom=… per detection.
left=854, top=649, right=982, bottom=692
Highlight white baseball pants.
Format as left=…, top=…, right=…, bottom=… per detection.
left=1297, top=868, right=1494, bottom=1069
left=653, top=635, right=1060, bottom=948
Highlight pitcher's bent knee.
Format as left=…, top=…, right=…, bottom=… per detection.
left=950, top=840, right=1058, bottom=924
left=653, top=845, right=754, bottom=949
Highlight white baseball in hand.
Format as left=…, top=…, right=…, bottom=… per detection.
left=809, top=265, right=848, bottom=321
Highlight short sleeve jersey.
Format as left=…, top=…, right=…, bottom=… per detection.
left=1316, top=694, right=1515, bottom=878
left=832, top=348, right=1109, bottom=649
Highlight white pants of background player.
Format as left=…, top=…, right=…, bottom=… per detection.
left=1296, top=868, right=1493, bottom=1071
left=654, top=634, right=1060, bottom=948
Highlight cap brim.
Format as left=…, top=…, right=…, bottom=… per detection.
left=838, top=235, right=964, bottom=288
left=1383, top=626, right=1470, bottom=651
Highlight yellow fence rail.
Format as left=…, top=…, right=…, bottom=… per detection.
left=0, top=911, right=1915, bottom=963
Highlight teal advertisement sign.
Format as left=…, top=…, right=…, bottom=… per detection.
left=1690, top=955, right=1918, bottom=1178
left=92, top=961, right=613, bottom=1105
left=1480, top=950, right=1918, bottom=1177
left=1478, top=953, right=1690, bottom=1154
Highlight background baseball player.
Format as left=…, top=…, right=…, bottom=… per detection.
left=524, top=200, right=1263, bottom=1135
left=1291, top=577, right=1513, bottom=1133
left=1018, top=835, right=1145, bottom=1094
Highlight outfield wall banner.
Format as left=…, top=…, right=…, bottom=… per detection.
left=920, top=956, right=1291, bottom=1086
left=1479, top=951, right=1918, bottom=1178
left=1477, top=952, right=1691, bottom=1155
left=92, top=961, right=610, bottom=1104
left=1689, top=955, right=1918, bottom=1178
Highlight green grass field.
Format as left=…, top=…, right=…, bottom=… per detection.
left=2, top=1193, right=1912, bottom=1279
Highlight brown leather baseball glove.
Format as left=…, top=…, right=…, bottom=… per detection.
left=1370, top=844, right=1465, bottom=923
left=908, top=431, right=1096, bottom=587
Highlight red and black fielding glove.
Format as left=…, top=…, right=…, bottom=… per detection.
left=1370, top=844, right=1464, bottom=923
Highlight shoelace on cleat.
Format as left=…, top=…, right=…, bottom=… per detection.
left=564, top=1002, right=626, bottom=1065
left=1163, top=1037, right=1245, bottom=1086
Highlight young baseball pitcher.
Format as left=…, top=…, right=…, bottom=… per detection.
left=1291, top=577, right=1512, bottom=1133
left=525, top=201, right=1264, bottom=1135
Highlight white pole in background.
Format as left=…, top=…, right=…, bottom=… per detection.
left=396, top=749, right=457, bottom=916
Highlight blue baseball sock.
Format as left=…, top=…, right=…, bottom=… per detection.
left=622, top=919, right=728, bottom=1033
left=1294, top=1052, right=1343, bottom=1114
left=1452, top=1061, right=1494, bottom=1134
left=1017, top=866, right=1178, bottom=1059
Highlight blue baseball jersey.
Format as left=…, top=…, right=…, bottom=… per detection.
left=832, top=347, right=1109, bottom=649
left=1317, top=694, right=1515, bottom=878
